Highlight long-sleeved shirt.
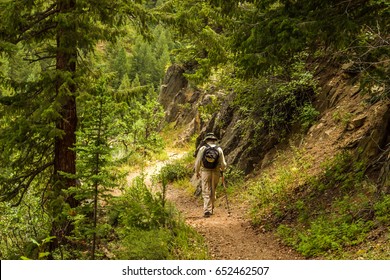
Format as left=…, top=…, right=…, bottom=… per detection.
left=194, top=142, right=227, bottom=175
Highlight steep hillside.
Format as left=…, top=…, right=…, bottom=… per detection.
left=159, top=59, right=390, bottom=259
left=159, top=61, right=389, bottom=183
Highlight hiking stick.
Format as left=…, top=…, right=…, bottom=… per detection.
left=220, top=171, right=231, bottom=216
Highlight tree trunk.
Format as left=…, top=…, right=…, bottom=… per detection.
left=49, top=0, right=78, bottom=257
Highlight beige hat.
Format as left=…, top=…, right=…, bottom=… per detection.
left=204, top=132, right=218, bottom=141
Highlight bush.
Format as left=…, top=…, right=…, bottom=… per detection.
left=107, top=177, right=208, bottom=260
left=296, top=217, right=372, bottom=258
left=233, top=54, right=319, bottom=141
left=0, top=194, right=50, bottom=260
left=374, top=195, right=390, bottom=225
left=297, top=103, right=320, bottom=131
left=249, top=149, right=390, bottom=258
left=159, top=162, right=192, bottom=184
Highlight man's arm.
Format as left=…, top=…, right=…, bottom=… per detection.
left=194, top=146, right=205, bottom=177
left=218, top=147, right=227, bottom=171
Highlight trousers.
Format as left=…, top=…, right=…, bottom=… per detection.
left=201, top=169, right=220, bottom=214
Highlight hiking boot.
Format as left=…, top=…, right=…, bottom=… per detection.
left=204, top=212, right=212, bottom=218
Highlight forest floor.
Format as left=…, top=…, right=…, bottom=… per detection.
left=126, top=150, right=303, bottom=260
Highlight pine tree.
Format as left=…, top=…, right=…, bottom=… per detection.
left=159, top=0, right=389, bottom=87
left=0, top=0, right=151, bottom=258
left=110, top=46, right=131, bottom=90
left=155, top=0, right=228, bottom=83
left=74, top=76, right=120, bottom=260
left=208, top=0, right=390, bottom=78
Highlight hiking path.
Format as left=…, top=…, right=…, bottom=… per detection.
left=126, top=150, right=303, bottom=260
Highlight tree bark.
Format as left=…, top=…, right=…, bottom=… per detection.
left=49, top=0, right=78, bottom=257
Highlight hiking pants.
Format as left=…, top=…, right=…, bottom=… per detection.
left=201, top=169, right=220, bottom=214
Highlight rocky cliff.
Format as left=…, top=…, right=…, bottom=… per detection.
left=159, top=62, right=390, bottom=190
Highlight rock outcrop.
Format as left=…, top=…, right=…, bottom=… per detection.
left=159, top=62, right=390, bottom=184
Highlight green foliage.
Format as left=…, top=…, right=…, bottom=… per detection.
left=318, top=152, right=366, bottom=193
left=159, top=162, right=192, bottom=184
left=21, top=236, right=55, bottom=260
left=198, top=94, right=221, bottom=123
left=0, top=193, right=51, bottom=259
left=1, top=0, right=388, bottom=261
left=332, top=111, right=354, bottom=127
left=106, top=25, right=173, bottom=90
left=346, top=9, right=390, bottom=100
left=231, top=56, right=319, bottom=141
left=68, top=76, right=123, bottom=259
left=248, top=147, right=312, bottom=226
left=129, top=26, right=173, bottom=87
left=374, top=195, right=390, bottom=225
left=207, top=0, right=389, bottom=76
left=249, top=150, right=390, bottom=258
left=156, top=0, right=228, bottom=83
left=162, top=0, right=389, bottom=100
left=0, top=0, right=156, bottom=257
left=297, top=103, right=320, bottom=132
left=278, top=216, right=373, bottom=258
left=281, top=191, right=376, bottom=258
left=0, top=44, right=56, bottom=205
left=108, top=177, right=209, bottom=259
left=223, top=166, right=245, bottom=187
left=118, top=177, right=169, bottom=230
left=91, top=39, right=166, bottom=161
left=114, top=227, right=173, bottom=259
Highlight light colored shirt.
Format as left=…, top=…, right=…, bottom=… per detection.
left=195, top=141, right=227, bottom=174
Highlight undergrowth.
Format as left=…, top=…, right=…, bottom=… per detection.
left=107, top=176, right=209, bottom=260
left=248, top=150, right=390, bottom=259
left=232, top=54, right=320, bottom=142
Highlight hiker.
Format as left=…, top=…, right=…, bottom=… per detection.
left=194, top=132, right=227, bottom=217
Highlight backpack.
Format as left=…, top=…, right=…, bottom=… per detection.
left=202, top=144, right=220, bottom=169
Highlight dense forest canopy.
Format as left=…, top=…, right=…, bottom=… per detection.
left=0, top=0, right=389, bottom=259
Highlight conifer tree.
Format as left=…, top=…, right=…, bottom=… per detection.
left=155, top=0, right=228, bottom=82
left=0, top=0, right=151, bottom=257
left=159, top=0, right=389, bottom=88
left=74, top=76, right=119, bottom=260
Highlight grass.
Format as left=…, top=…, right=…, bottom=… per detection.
left=247, top=146, right=313, bottom=227
left=159, top=122, right=197, bottom=153
left=247, top=148, right=390, bottom=259
left=107, top=176, right=209, bottom=260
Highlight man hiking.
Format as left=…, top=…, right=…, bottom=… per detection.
left=194, top=132, right=227, bottom=217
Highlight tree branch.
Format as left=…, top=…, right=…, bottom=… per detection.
left=0, top=161, right=54, bottom=206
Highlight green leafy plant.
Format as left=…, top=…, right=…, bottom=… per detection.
left=248, top=147, right=312, bottom=226
left=374, top=195, right=390, bottom=225
left=257, top=151, right=390, bottom=259
left=21, top=236, right=56, bottom=260
left=223, top=166, right=245, bottom=187
left=107, top=177, right=209, bottom=260
left=198, top=94, right=221, bottom=123
left=232, top=55, right=319, bottom=142
left=158, top=162, right=192, bottom=184
left=297, top=103, right=320, bottom=131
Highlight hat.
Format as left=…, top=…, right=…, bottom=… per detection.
left=204, top=132, right=218, bottom=141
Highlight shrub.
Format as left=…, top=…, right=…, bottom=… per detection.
left=107, top=177, right=209, bottom=260
left=233, top=54, right=319, bottom=141
left=297, top=103, right=320, bottom=131
left=374, top=195, right=390, bottom=225
left=159, top=162, right=192, bottom=184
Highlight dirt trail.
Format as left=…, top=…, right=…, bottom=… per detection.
left=166, top=185, right=302, bottom=260
left=126, top=151, right=303, bottom=260
left=125, top=152, right=183, bottom=192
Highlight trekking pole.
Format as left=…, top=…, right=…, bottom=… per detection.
left=220, top=171, right=231, bottom=216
